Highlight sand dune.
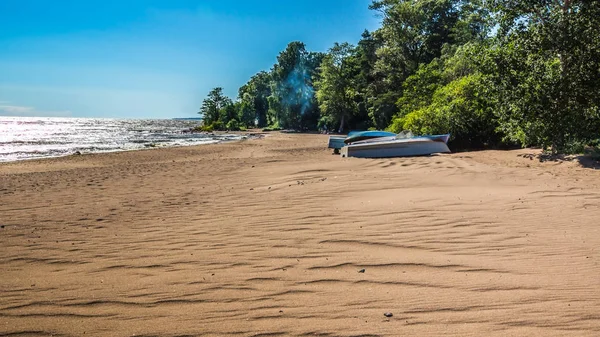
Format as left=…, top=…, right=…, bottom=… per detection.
left=1, top=133, right=600, bottom=336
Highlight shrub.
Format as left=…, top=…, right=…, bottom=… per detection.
left=199, top=124, right=213, bottom=132
left=388, top=73, right=502, bottom=149
left=226, top=119, right=241, bottom=131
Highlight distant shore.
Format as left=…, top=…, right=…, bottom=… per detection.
left=1, top=132, right=600, bottom=336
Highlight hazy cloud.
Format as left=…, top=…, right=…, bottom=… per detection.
left=0, top=104, right=72, bottom=117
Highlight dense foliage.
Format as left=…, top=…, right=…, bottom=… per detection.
left=199, top=0, right=600, bottom=153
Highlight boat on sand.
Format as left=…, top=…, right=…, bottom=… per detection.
left=343, top=131, right=397, bottom=144
left=340, top=133, right=451, bottom=158
left=328, top=130, right=396, bottom=153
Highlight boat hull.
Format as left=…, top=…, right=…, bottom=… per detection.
left=341, top=138, right=451, bottom=158
left=422, top=134, right=450, bottom=144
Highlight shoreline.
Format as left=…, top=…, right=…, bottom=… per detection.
left=0, top=130, right=266, bottom=165
left=1, top=132, right=600, bottom=336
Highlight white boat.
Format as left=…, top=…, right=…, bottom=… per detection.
left=328, top=131, right=399, bottom=153
left=340, top=134, right=451, bottom=158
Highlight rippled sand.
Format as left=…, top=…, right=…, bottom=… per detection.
left=1, top=133, right=600, bottom=336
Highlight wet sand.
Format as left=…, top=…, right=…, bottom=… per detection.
left=1, top=133, right=600, bottom=336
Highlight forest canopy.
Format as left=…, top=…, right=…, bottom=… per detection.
left=199, top=0, right=600, bottom=154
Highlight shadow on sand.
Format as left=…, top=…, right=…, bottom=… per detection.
left=518, top=152, right=600, bottom=169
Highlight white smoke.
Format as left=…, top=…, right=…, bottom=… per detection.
left=282, top=61, right=314, bottom=115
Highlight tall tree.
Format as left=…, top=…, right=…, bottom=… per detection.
left=485, top=0, right=600, bottom=152
left=352, top=30, right=379, bottom=130
left=269, top=42, right=322, bottom=129
left=367, top=0, right=462, bottom=128
left=199, top=87, right=230, bottom=126
left=218, top=98, right=236, bottom=125
left=316, top=42, right=359, bottom=132
left=370, top=0, right=461, bottom=67
left=367, top=0, right=492, bottom=129
left=238, top=71, right=272, bottom=128
left=238, top=93, right=256, bottom=127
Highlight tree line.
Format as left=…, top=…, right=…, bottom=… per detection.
left=199, top=0, right=600, bottom=154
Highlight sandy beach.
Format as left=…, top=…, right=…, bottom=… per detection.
left=1, top=132, right=600, bottom=336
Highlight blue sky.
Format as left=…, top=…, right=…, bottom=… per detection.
left=0, top=0, right=380, bottom=118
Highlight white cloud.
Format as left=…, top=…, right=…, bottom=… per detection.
left=0, top=105, right=72, bottom=117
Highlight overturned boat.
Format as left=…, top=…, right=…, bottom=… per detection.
left=343, top=130, right=397, bottom=144
left=328, top=130, right=396, bottom=153
left=340, top=134, right=451, bottom=158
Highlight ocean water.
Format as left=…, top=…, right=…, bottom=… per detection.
left=0, top=117, right=243, bottom=162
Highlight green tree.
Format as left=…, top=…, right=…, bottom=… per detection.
left=367, top=0, right=486, bottom=128
left=351, top=30, right=379, bottom=130
left=389, top=72, right=499, bottom=148
left=370, top=0, right=461, bottom=68
left=268, top=42, right=323, bottom=129
left=395, top=58, right=443, bottom=119
left=238, top=71, right=272, bottom=127
left=199, top=87, right=230, bottom=126
left=485, top=0, right=600, bottom=152
left=299, top=51, right=326, bottom=130
left=238, top=93, right=256, bottom=127
left=315, top=42, right=359, bottom=132
left=218, top=99, right=236, bottom=125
